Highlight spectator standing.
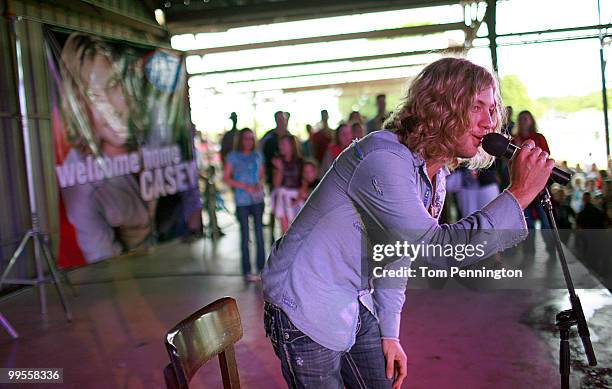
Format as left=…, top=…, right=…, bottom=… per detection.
left=271, top=135, right=303, bottom=233
left=552, top=186, right=575, bottom=243
left=577, top=192, right=607, bottom=229
left=351, top=122, right=365, bottom=140
left=293, top=160, right=320, bottom=207
left=260, top=111, right=290, bottom=244
left=261, top=111, right=290, bottom=185
left=302, top=124, right=313, bottom=158
left=348, top=110, right=363, bottom=126
left=320, top=123, right=353, bottom=175
left=223, top=128, right=266, bottom=281
left=220, top=112, right=239, bottom=165
left=283, top=160, right=321, bottom=223
left=571, top=177, right=586, bottom=213
left=311, top=109, right=333, bottom=164
left=366, top=94, right=389, bottom=133
left=512, top=110, right=554, bottom=254
left=586, top=163, right=599, bottom=181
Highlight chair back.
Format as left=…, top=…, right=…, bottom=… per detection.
left=164, top=297, right=243, bottom=388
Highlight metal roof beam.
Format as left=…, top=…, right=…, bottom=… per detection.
left=188, top=46, right=464, bottom=76
left=225, top=62, right=426, bottom=85
left=282, top=77, right=410, bottom=93
left=167, top=0, right=459, bottom=34
left=497, top=24, right=612, bottom=38
left=185, top=22, right=467, bottom=55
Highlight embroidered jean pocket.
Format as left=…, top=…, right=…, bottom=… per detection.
left=281, top=327, right=308, bottom=344
left=279, top=314, right=308, bottom=344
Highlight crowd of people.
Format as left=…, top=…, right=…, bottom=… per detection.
left=206, top=96, right=611, bottom=281
left=211, top=95, right=389, bottom=280
left=443, top=107, right=611, bottom=263
left=445, top=106, right=611, bottom=229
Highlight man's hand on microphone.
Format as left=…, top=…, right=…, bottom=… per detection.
left=382, top=338, right=407, bottom=389
left=507, top=139, right=555, bottom=209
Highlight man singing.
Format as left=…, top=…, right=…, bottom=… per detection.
left=261, top=58, right=553, bottom=389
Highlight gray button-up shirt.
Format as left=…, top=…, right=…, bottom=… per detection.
left=262, top=130, right=528, bottom=352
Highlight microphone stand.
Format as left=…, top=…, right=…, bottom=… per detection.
left=539, top=188, right=597, bottom=389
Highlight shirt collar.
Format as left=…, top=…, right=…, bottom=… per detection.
left=409, top=149, right=451, bottom=179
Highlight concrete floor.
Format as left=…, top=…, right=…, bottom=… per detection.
left=0, top=210, right=611, bottom=389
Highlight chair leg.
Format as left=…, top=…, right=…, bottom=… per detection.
left=163, top=363, right=180, bottom=389
left=218, top=345, right=241, bottom=389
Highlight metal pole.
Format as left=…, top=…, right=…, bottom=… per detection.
left=486, top=0, right=498, bottom=73
left=600, top=45, right=610, bottom=159
left=12, top=15, right=48, bottom=315
left=0, top=14, right=71, bottom=321
left=597, top=0, right=610, bottom=159
left=252, top=91, right=257, bottom=132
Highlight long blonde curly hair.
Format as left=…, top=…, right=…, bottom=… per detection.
left=384, top=57, right=504, bottom=169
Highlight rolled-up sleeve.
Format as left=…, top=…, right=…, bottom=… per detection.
left=347, top=150, right=528, bottom=339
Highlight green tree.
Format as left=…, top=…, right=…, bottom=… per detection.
left=536, top=90, right=610, bottom=113
left=500, top=74, right=533, bottom=114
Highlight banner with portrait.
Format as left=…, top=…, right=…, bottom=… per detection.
left=45, top=29, right=202, bottom=268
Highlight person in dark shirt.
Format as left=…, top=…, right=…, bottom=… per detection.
left=220, top=112, right=239, bottom=164
left=604, top=179, right=612, bottom=223
left=260, top=111, right=290, bottom=245
left=552, top=186, right=575, bottom=243
left=302, top=124, right=313, bottom=158
left=575, top=192, right=608, bottom=259
left=577, top=192, right=607, bottom=229
left=261, top=111, right=290, bottom=188
left=366, top=94, right=389, bottom=133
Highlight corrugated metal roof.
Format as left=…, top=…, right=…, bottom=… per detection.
left=159, top=0, right=461, bottom=33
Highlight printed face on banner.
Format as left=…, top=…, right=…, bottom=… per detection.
left=47, top=31, right=202, bottom=267
left=84, top=54, right=130, bottom=148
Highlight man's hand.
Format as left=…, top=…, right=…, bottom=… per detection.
left=507, top=139, right=555, bottom=209
left=382, top=338, right=407, bottom=389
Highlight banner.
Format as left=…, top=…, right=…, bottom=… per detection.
left=45, top=30, right=202, bottom=268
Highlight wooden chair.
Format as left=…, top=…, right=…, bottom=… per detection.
left=164, top=297, right=243, bottom=389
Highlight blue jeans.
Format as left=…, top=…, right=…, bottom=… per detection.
left=264, top=302, right=392, bottom=389
left=236, top=202, right=265, bottom=275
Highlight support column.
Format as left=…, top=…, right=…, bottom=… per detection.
left=485, top=0, right=498, bottom=73
left=598, top=0, right=610, bottom=159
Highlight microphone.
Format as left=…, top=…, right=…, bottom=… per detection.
left=482, top=133, right=571, bottom=186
